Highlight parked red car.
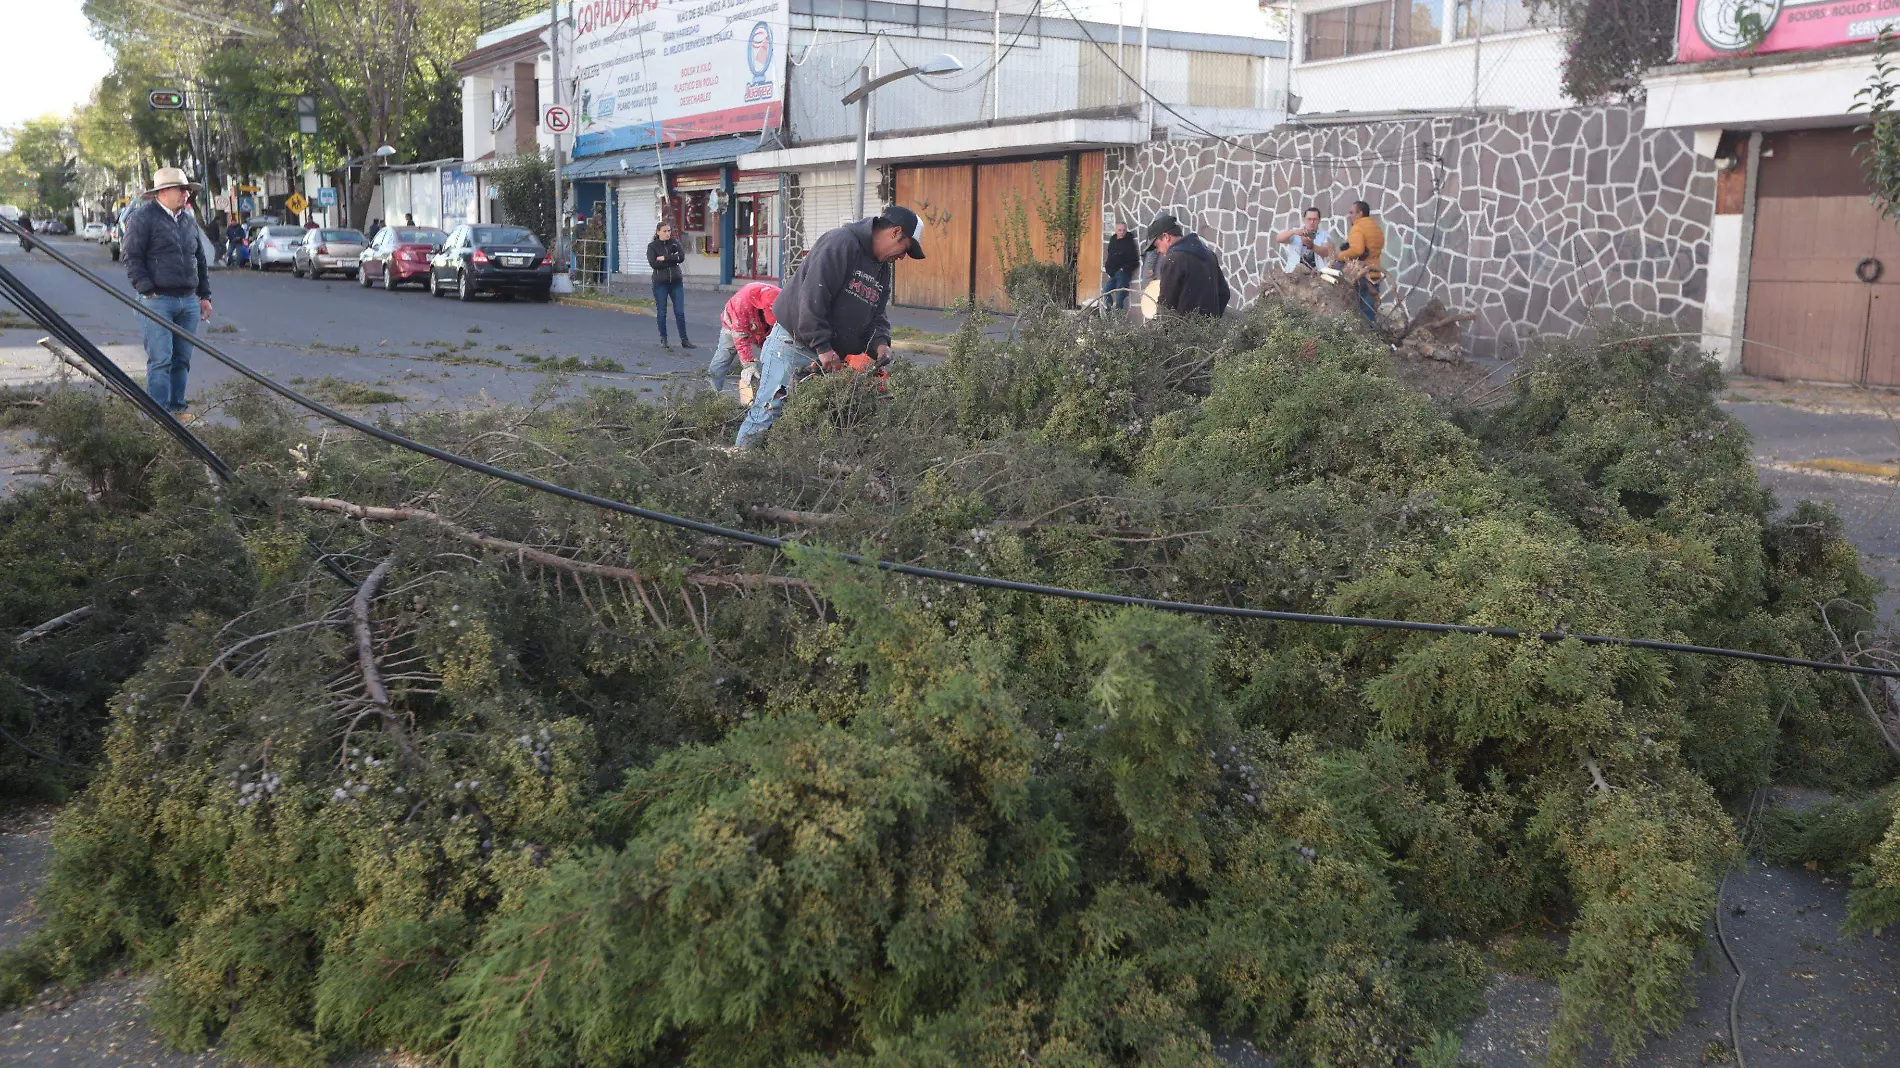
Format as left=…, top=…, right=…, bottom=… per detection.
left=357, top=226, right=448, bottom=290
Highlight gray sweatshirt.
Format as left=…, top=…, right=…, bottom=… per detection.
left=773, top=218, right=892, bottom=358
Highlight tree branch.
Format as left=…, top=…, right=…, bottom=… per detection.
left=16, top=604, right=95, bottom=645
left=295, top=496, right=811, bottom=592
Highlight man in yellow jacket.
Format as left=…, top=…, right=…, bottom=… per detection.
left=1334, top=199, right=1385, bottom=326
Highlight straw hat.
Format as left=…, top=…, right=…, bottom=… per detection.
left=142, top=167, right=202, bottom=196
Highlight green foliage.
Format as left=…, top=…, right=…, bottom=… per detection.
left=489, top=149, right=556, bottom=245
left=2, top=299, right=1884, bottom=1066
left=1855, top=30, right=1900, bottom=223
left=1532, top=0, right=1676, bottom=103
left=1760, top=788, right=1896, bottom=873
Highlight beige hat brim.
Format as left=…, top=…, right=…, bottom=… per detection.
left=142, top=180, right=202, bottom=196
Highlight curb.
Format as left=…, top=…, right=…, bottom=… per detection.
left=557, top=295, right=654, bottom=316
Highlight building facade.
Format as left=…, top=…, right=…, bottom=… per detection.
left=1286, top=0, right=1567, bottom=115
left=740, top=0, right=1288, bottom=309
left=1645, top=2, right=1899, bottom=383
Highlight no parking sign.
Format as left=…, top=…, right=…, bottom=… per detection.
left=544, top=105, right=571, bottom=134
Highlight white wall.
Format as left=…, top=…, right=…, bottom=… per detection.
left=1644, top=53, right=1877, bottom=130
left=462, top=74, right=496, bottom=162
left=1702, top=213, right=1743, bottom=369
left=1290, top=28, right=1568, bottom=114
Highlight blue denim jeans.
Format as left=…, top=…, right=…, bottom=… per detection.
left=139, top=293, right=200, bottom=412
left=705, top=328, right=741, bottom=391
left=1354, top=278, right=1382, bottom=325
left=1106, top=268, right=1133, bottom=311
left=652, top=280, right=688, bottom=343
left=734, top=324, right=819, bottom=448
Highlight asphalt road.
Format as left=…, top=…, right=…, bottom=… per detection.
left=0, top=235, right=734, bottom=409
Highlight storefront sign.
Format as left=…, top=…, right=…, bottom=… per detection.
left=1678, top=0, right=1900, bottom=62
left=571, top=0, right=787, bottom=157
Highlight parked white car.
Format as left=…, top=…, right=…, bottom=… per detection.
left=250, top=226, right=306, bottom=271
left=82, top=222, right=109, bottom=242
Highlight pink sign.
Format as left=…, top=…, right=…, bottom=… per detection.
left=1678, top=0, right=1900, bottom=62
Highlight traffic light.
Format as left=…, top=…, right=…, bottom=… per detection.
left=149, top=90, right=185, bottom=110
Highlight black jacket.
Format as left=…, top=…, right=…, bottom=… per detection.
left=1104, top=232, right=1139, bottom=274
left=773, top=218, right=893, bottom=359
left=1156, top=232, right=1229, bottom=318
left=646, top=238, right=685, bottom=285
left=122, top=199, right=210, bottom=298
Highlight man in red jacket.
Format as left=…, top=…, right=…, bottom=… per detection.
left=706, top=281, right=780, bottom=398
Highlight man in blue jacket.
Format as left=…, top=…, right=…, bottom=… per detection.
left=122, top=167, right=213, bottom=416
left=733, top=206, right=924, bottom=448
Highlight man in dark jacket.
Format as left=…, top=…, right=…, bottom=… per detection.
left=1103, top=221, right=1138, bottom=312
left=733, top=206, right=925, bottom=448
left=1144, top=212, right=1229, bottom=319
left=122, top=167, right=212, bottom=416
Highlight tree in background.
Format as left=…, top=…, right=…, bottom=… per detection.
left=488, top=149, right=554, bottom=243
left=77, top=0, right=472, bottom=228
left=1530, top=0, right=1681, bottom=103
left=0, top=117, right=81, bottom=219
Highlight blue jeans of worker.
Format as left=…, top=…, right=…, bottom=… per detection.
left=705, top=328, right=743, bottom=391
left=652, top=280, right=688, bottom=344
left=1106, top=268, right=1133, bottom=311
left=735, top=324, right=819, bottom=448
left=139, top=293, right=199, bottom=412
left=1354, top=277, right=1381, bottom=325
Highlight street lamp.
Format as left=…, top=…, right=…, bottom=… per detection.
left=842, top=54, right=963, bottom=220
left=374, top=145, right=397, bottom=159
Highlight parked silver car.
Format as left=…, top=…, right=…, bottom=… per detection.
left=251, top=226, right=306, bottom=271
left=293, top=228, right=366, bottom=280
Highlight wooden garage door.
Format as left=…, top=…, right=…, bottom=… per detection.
left=1073, top=151, right=1105, bottom=306
left=1743, top=128, right=1900, bottom=384
left=1744, top=196, right=1884, bottom=383
left=1864, top=202, right=1900, bottom=386
left=894, top=165, right=974, bottom=308
left=974, top=158, right=1069, bottom=312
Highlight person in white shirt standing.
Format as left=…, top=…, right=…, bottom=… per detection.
left=121, top=167, right=213, bottom=417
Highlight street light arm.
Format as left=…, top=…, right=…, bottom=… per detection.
left=842, top=66, right=927, bottom=106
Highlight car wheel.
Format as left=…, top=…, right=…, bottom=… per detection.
left=532, top=287, right=552, bottom=303
left=457, top=270, right=475, bottom=302
left=383, top=266, right=398, bottom=291
left=359, top=265, right=373, bottom=288
left=430, top=271, right=445, bottom=298
left=291, top=260, right=302, bottom=278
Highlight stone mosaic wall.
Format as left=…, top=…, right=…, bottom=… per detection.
left=1104, top=105, right=1715, bottom=357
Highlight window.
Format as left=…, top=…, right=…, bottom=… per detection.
left=321, top=230, right=365, bottom=242
left=1304, top=0, right=1444, bottom=60
left=471, top=226, right=542, bottom=246
left=1454, top=0, right=1541, bottom=38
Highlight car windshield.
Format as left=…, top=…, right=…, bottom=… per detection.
left=471, top=227, right=541, bottom=247
left=266, top=227, right=303, bottom=237
left=321, top=230, right=365, bottom=242
left=394, top=228, right=445, bottom=244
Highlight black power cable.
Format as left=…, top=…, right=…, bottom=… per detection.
left=6, top=214, right=1899, bottom=682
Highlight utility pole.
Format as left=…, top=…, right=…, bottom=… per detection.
left=550, top=0, right=572, bottom=291
left=1139, top=1, right=1151, bottom=132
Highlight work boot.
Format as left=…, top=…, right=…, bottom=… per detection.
left=681, top=339, right=696, bottom=350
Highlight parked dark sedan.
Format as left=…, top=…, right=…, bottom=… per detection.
left=358, top=226, right=447, bottom=291
left=428, top=225, right=552, bottom=302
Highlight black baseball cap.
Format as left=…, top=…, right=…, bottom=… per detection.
left=878, top=205, right=927, bottom=260
left=1142, top=212, right=1182, bottom=253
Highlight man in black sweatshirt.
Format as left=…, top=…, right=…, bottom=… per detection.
left=1102, top=221, right=1139, bottom=312
left=733, top=206, right=924, bottom=448
left=1144, top=212, right=1229, bottom=319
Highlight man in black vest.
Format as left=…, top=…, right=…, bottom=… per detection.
left=1145, top=212, right=1229, bottom=319
left=122, top=167, right=212, bottom=416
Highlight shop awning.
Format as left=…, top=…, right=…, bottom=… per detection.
left=561, top=136, right=764, bottom=180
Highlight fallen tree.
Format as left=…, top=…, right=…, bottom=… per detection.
left=0, top=291, right=1893, bottom=1067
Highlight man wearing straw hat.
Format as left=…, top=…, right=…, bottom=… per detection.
left=122, top=166, right=213, bottom=417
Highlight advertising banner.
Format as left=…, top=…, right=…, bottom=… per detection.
left=440, top=168, right=477, bottom=226
left=1678, top=0, right=1900, bottom=62
left=571, top=0, right=788, bottom=158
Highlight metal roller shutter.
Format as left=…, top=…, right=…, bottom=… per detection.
left=616, top=178, right=659, bottom=276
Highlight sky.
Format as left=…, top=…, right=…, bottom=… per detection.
left=0, top=0, right=1272, bottom=133
left=0, top=3, right=115, bottom=129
